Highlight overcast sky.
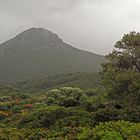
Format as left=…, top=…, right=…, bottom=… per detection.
left=0, top=0, right=140, bottom=55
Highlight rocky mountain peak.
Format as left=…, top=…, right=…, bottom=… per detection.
left=0, top=28, right=63, bottom=56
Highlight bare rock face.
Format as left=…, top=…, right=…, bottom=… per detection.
left=0, top=28, right=105, bottom=84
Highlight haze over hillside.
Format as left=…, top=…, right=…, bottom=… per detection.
left=0, top=28, right=105, bottom=84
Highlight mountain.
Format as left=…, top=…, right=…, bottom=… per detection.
left=0, top=28, right=105, bottom=84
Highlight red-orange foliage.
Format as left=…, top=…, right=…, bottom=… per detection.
left=24, top=104, right=33, bottom=109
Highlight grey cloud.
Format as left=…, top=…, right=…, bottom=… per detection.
left=0, top=0, right=140, bottom=55
left=0, top=0, right=88, bottom=18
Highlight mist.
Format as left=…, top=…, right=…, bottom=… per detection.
left=0, top=0, right=140, bottom=55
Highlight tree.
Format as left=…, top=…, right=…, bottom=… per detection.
left=60, top=87, right=83, bottom=101
left=59, top=97, right=78, bottom=107
left=101, top=32, right=140, bottom=106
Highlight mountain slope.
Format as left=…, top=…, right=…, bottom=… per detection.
left=0, top=28, right=105, bottom=84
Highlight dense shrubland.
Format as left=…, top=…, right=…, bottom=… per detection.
left=0, top=85, right=140, bottom=139
left=0, top=32, right=140, bottom=139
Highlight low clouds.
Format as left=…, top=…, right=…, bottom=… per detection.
left=0, top=0, right=140, bottom=55
left=0, top=0, right=87, bottom=18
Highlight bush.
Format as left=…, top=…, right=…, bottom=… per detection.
left=77, top=120, right=140, bottom=140
left=93, top=120, right=140, bottom=140
left=0, top=128, right=48, bottom=140
left=12, top=105, right=21, bottom=113
left=47, top=89, right=61, bottom=99
left=85, top=89, right=97, bottom=97
left=0, top=111, right=9, bottom=120
left=60, top=87, right=83, bottom=100
left=59, top=97, right=78, bottom=107
left=46, top=97, right=56, bottom=106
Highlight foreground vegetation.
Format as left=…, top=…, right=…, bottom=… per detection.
left=0, top=32, right=140, bottom=139
left=0, top=86, right=140, bottom=139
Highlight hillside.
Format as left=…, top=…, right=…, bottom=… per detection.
left=0, top=28, right=105, bottom=84
left=14, top=72, right=103, bottom=93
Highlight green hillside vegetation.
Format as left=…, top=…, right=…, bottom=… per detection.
left=15, top=72, right=103, bottom=93
left=0, top=31, right=139, bottom=139
left=0, top=86, right=140, bottom=139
